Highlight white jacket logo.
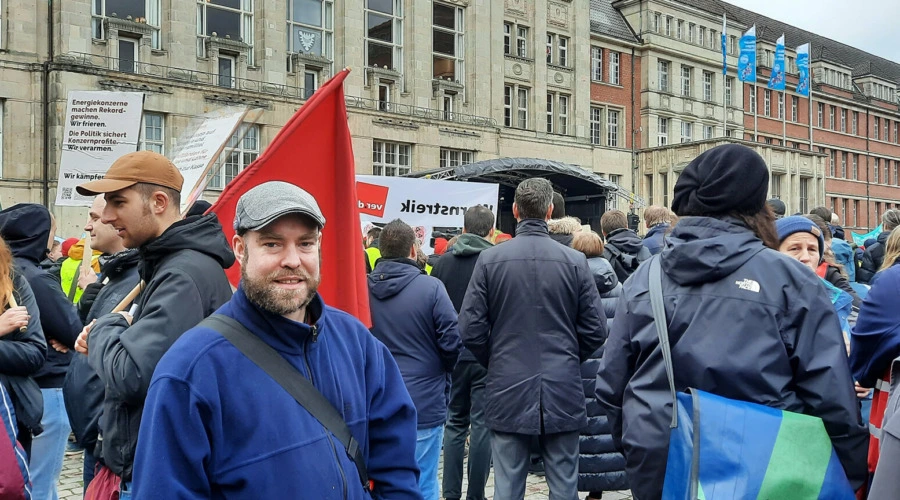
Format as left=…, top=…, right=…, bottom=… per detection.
left=735, top=279, right=760, bottom=293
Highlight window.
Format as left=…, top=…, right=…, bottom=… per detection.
left=664, top=16, right=671, bottom=36
left=546, top=93, right=554, bottom=133
left=139, top=112, right=164, bottom=154
left=840, top=109, right=847, bottom=132
left=646, top=175, right=654, bottom=206
left=730, top=35, right=736, bottom=54
left=875, top=158, right=881, bottom=184
left=725, top=77, right=733, bottom=107
left=677, top=20, right=684, bottom=39
left=93, top=0, right=161, bottom=49
left=287, top=0, right=333, bottom=60
left=441, top=93, right=454, bottom=121
left=372, top=141, right=411, bottom=176
left=658, top=117, right=668, bottom=146
left=662, top=174, right=669, bottom=208
left=432, top=3, right=464, bottom=81
left=504, top=85, right=529, bottom=129
left=608, top=175, right=620, bottom=209
left=653, top=13, right=661, bottom=33
left=750, top=86, right=756, bottom=113
left=799, top=178, right=809, bottom=215
left=546, top=93, right=568, bottom=134
left=764, top=89, right=771, bottom=117
left=546, top=33, right=553, bottom=64
left=209, top=123, right=259, bottom=188
left=772, top=174, right=782, bottom=200
left=786, top=56, right=794, bottom=73
left=817, top=103, right=823, bottom=127
left=853, top=200, right=859, bottom=227
left=703, top=124, right=714, bottom=139
left=558, top=36, right=568, bottom=66
left=830, top=150, right=836, bottom=177
left=607, top=109, right=620, bottom=147
left=365, top=0, right=402, bottom=72
left=885, top=119, right=890, bottom=142
left=197, top=0, right=254, bottom=62
left=829, top=106, right=836, bottom=130
left=894, top=122, right=899, bottom=143
left=608, top=52, right=620, bottom=85
left=852, top=154, right=858, bottom=180
left=591, top=46, right=603, bottom=81
left=516, top=26, right=528, bottom=58
left=852, top=111, right=858, bottom=135
left=681, top=66, right=691, bottom=97
left=709, top=30, right=716, bottom=49
left=875, top=117, right=880, bottom=140
left=792, top=96, right=798, bottom=122
left=894, top=162, right=899, bottom=186
left=545, top=33, right=568, bottom=66
left=558, top=94, right=569, bottom=135
left=698, top=26, right=705, bottom=46
left=118, top=37, right=138, bottom=74
left=303, top=70, right=318, bottom=98
left=590, top=107, right=602, bottom=145
left=703, top=71, right=713, bottom=101
left=841, top=152, right=847, bottom=178
left=377, top=83, right=391, bottom=111
left=681, top=121, right=693, bottom=143
left=841, top=199, right=847, bottom=225
left=217, top=53, right=236, bottom=88
left=688, top=23, right=694, bottom=43
left=503, top=23, right=511, bottom=55
left=439, top=148, right=473, bottom=168
left=658, top=60, right=669, bottom=92
left=777, top=93, right=783, bottom=119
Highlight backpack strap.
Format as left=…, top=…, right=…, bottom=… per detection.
left=648, top=258, right=678, bottom=428
left=199, top=314, right=371, bottom=492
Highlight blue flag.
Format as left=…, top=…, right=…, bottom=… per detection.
left=796, top=43, right=811, bottom=96
left=738, top=26, right=757, bottom=82
left=721, top=14, right=728, bottom=75
left=768, top=34, right=786, bottom=90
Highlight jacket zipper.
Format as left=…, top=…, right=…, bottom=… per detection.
left=305, top=326, right=349, bottom=500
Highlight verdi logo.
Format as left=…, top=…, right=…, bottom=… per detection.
left=356, top=181, right=389, bottom=217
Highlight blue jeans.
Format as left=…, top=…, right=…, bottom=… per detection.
left=30, top=388, right=71, bottom=500
left=83, top=451, right=99, bottom=492
left=416, top=425, right=444, bottom=500
left=120, top=480, right=133, bottom=500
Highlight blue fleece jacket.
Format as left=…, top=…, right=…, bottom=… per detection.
left=133, top=287, right=422, bottom=500
left=851, top=264, right=900, bottom=388
left=368, top=259, right=461, bottom=429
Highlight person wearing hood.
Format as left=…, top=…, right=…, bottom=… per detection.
left=73, top=151, right=234, bottom=496
left=63, top=195, right=141, bottom=490
left=368, top=219, right=461, bottom=500
left=859, top=209, right=900, bottom=284
left=570, top=231, right=627, bottom=500
left=641, top=206, right=674, bottom=256
left=432, top=206, right=495, bottom=500
left=595, top=144, right=867, bottom=499
left=0, top=203, right=83, bottom=500
left=600, top=209, right=650, bottom=282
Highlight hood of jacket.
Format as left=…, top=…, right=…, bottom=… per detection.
left=139, top=214, right=235, bottom=279
left=100, top=249, right=140, bottom=280
left=645, top=223, right=670, bottom=239
left=0, top=204, right=52, bottom=264
left=451, top=233, right=493, bottom=256
left=586, top=256, right=619, bottom=294
left=660, top=216, right=767, bottom=287
left=606, top=228, right=645, bottom=255
left=368, top=259, right=425, bottom=300
left=877, top=230, right=891, bottom=246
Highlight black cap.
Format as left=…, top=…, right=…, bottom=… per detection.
left=672, top=144, right=769, bottom=217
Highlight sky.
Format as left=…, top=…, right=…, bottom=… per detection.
left=730, top=0, right=900, bottom=63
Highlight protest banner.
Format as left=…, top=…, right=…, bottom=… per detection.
left=55, top=91, right=144, bottom=206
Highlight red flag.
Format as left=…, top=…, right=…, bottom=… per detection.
left=208, top=69, right=370, bottom=326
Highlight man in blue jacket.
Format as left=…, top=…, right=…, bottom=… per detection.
left=133, top=181, right=422, bottom=499
left=459, top=177, right=607, bottom=500
left=369, top=219, right=461, bottom=500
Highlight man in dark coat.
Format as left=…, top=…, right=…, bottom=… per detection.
left=63, top=195, right=141, bottom=490
left=858, top=209, right=900, bottom=283
left=368, top=219, right=461, bottom=500
left=432, top=206, right=495, bottom=500
left=601, top=210, right=651, bottom=282
left=0, top=203, right=83, bottom=499
left=596, top=144, right=867, bottom=500
left=74, top=151, right=235, bottom=494
left=459, top=178, right=607, bottom=500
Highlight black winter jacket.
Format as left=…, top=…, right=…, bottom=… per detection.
left=63, top=249, right=140, bottom=454
left=459, top=219, right=607, bottom=435
left=431, top=233, right=494, bottom=363
left=603, top=228, right=651, bottom=282
left=859, top=230, right=891, bottom=284
left=595, top=216, right=868, bottom=500
left=0, top=204, right=82, bottom=389
left=0, top=273, right=47, bottom=436
left=87, top=214, right=234, bottom=480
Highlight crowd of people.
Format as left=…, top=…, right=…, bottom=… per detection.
left=1, top=143, right=899, bottom=500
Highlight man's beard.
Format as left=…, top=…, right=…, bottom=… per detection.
left=241, top=253, right=320, bottom=317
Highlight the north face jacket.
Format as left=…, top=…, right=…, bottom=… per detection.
left=596, top=216, right=868, bottom=500
left=88, top=214, right=234, bottom=480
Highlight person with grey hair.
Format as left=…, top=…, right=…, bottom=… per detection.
left=459, top=177, right=607, bottom=500
left=858, top=208, right=900, bottom=284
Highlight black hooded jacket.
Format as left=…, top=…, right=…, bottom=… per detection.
left=603, top=228, right=651, bottom=282
left=87, top=214, right=235, bottom=480
left=858, top=229, right=892, bottom=284
left=0, top=204, right=82, bottom=388
left=595, top=217, right=868, bottom=499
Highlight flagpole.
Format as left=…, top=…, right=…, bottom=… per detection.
left=754, top=82, right=758, bottom=141
left=782, top=91, right=787, bottom=144
left=723, top=77, right=728, bottom=137
left=722, top=13, right=727, bottom=137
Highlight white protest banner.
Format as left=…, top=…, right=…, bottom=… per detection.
left=172, top=107, right=249, bottom=212
left=357, top=175, right=498, bottom=253
left=55, top=91, right=144, bottom=206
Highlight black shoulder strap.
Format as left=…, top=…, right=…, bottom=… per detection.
left=199, top=314, right=370, bottom=490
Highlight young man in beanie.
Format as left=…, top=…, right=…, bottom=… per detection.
left=132, top=181, right=421, bottom=499
left=73, top=151, right=235, bottom=497
left=596, top=144, right=867, bottom=499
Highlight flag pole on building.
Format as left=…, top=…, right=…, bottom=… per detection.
left=721, top=13, right=728, bottom=137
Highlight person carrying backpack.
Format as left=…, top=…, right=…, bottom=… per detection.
left=600, top=210, right=650, bottom=282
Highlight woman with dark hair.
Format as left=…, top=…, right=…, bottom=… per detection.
left=595, top=144, right=867, bottom=499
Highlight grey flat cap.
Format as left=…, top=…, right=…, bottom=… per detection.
left=234, top=181, right=326, bottom=232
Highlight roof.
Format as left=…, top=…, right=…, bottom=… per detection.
left=590, top=0, right=639, bottom=42
left=406, top=157, right=618, bottom=197
left=678, top=0, right=900, bottom=84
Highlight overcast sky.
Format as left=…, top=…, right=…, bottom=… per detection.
left=731, top=0, right=900, bottom=63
